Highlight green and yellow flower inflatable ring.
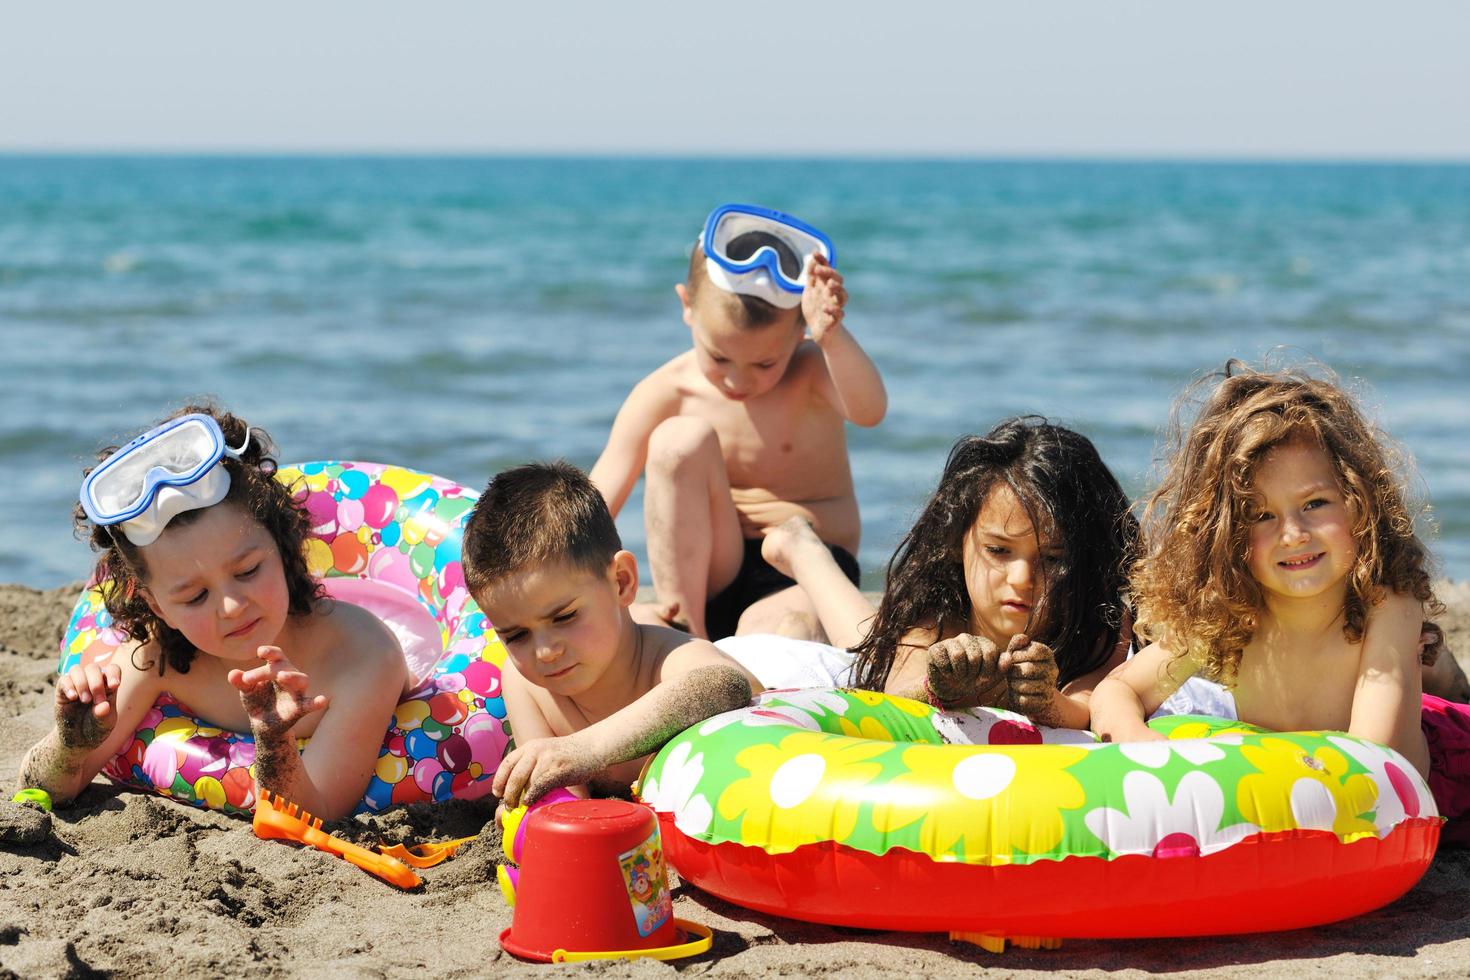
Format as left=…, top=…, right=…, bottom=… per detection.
left=637, top=688, right=1440, bottom=938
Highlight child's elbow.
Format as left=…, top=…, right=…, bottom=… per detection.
left=703, top=664, right=756, bottom=713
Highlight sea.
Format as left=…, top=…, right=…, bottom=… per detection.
left=2, top=156, right=1467, bottom=590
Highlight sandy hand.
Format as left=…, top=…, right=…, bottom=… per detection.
left=492, top=734, right=597, bottom=809
left=802, top=253, right=847, bottom=343
left=999, top=634, right=1062, bottom=725
left=759, top=516, right=825, bottom=580
left=926, top=633, right=1004, bottom=707
left=228, top=646, right=328, bottom=739
left=55, top=662, right=121, bottom=751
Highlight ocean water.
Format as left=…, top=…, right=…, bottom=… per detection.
left=2, top=156, right=1468, bottom=591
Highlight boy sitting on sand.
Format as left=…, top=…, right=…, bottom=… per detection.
left=590, top=203, right=887, bottom=640
left=463, top=461, right=761, bottom=807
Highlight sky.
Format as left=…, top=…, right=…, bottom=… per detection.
left=3, top=1, right=1469, bottom=158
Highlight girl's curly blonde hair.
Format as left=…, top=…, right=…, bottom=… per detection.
left=1131, top=361, right=1438, bottom=686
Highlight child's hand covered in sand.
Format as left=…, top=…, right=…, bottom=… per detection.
left=802, top=253, right=847, bottom=344
left=926, top=633, right=1004, bottom=707
left=228, top=646, right=328, bottom=739
left=55, top=662, right=121, bottom=751
left=1000, top=634, right=1063, bottom=724
left=492, top=734, right=596, bottom=809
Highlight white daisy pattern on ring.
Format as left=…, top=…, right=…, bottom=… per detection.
left=1118, top=737, right=1236, bottom=769
left=769, top=754, right=828, bottom=808
left=761, top=689, right=851, bottom=717
left=696, top=706, right=753, bottom=737
left=1085, top=770, right=1260, bottom=857
left=728, top=689, right=853, bottom=733
left=1289, top=778, right=1339, bottom=831
left=1326, top=734, right=1439, bottom=833
left=640, top=741, right=714, bottom=836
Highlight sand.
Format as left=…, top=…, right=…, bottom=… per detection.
left=2, top=581, right=1468, bottom=979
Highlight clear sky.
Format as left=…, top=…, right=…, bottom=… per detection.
left=3, top=1, right=1468, bottom=158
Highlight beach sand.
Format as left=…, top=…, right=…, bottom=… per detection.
left=1, top=581, right=1468, bottom=978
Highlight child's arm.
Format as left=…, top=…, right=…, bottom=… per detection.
left=1348, top=592, right=1432, bottom=777
left=230, top=642, right=405, bottom=821
left=589, top=373, right=680, bottom=518
left=493, top=642, right=757, bottom=807
left=1089, top=641, right=1196, bottom=743
left=493, top=660, right=591, bottom=803
left=16, top=655, right=160, bottom=805
left=803, top=255, right=887, bottom=428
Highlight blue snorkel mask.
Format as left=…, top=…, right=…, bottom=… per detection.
left=80, top=414, right=252, bottom=546
left=700, top=203, right=835, bottom=310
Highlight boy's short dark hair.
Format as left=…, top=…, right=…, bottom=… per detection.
left=686, top=242, right=797, bottom=329
left=462, top=461, right=622, bottom=599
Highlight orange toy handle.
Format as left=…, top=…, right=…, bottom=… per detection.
left=337, top=844, right=422, bottom=890
left=254, top=791, right=422, bottom=890
left=308, top=826, right=422, bottom=890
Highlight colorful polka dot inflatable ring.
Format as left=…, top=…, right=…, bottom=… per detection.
left=638, top=688, right=1441, bottom=945
left=58, top=462, right=510, bottom=815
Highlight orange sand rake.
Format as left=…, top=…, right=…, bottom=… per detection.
left=253, top=790, right=422, bottom=890
left=377, top=835, right=478, bottom=869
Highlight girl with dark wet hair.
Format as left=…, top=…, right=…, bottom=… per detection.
left=753, top=416, right=1137, bottom=729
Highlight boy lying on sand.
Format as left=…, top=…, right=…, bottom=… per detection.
left=461, top=461, right=762, bottom=806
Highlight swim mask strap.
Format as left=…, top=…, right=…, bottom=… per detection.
left=227, top=426, right=252, bottom=458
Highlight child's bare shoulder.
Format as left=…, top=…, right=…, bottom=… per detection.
left=619, top=351, right=702, bottom=410
left=312, top=600, right=405, bottom=680
left=111, top=639, right=166, bottom=695
left=1359, top=589, right=1429, bottom=657
left=645, top=349, right=701, bottom=387
left=897, top=622, right=940, bottom=651
left=786, top=339, right=861, bottom=410
left=639, top=624, right=735, bottom=674
left=1371, top=589, right=1427, bottom=620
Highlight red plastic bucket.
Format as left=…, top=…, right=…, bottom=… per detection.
left=499, top=799, right=709, bottom=963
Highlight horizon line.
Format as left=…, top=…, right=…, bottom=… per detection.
left=3, top=148, right=1470, bottom=167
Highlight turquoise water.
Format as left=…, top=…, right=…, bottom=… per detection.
left=2, top=156, right=1467, bottom=588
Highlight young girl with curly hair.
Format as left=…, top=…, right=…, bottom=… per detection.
left=748, top=416, right=1139, bottom=729
left=1091, top=363, right=1470, bottom=842
left=16, top=404, right=410, bottom=819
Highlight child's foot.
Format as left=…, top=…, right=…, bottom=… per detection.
left=761, top=517, right=827, bottom=580
left=630, top=600, right=692, bottom=634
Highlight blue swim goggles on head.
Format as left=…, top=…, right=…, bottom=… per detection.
left=80, top=413, right=251, bottom=546
left=700, top=203, right=835, bottom=310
